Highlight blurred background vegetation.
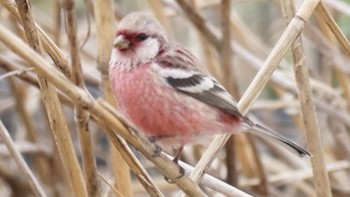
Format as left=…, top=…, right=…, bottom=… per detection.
left=1, top=0, right=350, bottom=196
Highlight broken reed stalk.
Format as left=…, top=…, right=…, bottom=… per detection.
left=60, top=0, right=100, bottom=196
left=93, top=0, right=134, bottom=196
left=281, top=1, right=332, bottom=197
left=13, top=0, right=88, bottom=196
left=0, top=23, right=207, bottom=197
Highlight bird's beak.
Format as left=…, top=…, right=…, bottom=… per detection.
left=114, top=35, right=130, bottom=50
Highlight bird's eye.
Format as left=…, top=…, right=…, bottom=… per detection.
left=135, top=33, right=149, bottom=41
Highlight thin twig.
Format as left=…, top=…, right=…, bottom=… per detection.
left=97, top=171, right=125, bottom=197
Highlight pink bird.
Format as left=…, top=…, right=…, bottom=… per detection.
left=109, top=12, right=309, bottom=164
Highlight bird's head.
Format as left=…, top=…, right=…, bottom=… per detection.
left=112, top=12, right=169, bottom=67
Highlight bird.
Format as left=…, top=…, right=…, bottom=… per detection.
left=109, top=12, right=310, bottom=164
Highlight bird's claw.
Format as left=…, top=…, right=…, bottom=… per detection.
left=164, top=164, right=185, bottom=183
left=152, top=144, right=162, bottom=157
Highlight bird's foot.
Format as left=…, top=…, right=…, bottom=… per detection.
left=164, top=161, right=185, bottom=183
left=152, top=144, right=162, bottom=157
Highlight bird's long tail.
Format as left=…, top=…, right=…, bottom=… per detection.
left=242, top=117, right=310, bottom=157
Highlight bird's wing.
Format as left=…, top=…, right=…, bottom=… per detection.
left=154, top=48, right=310, bottom=157
left=154, top=47, right=243, bottom=118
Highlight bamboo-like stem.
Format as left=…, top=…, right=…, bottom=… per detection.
left=0, top=120, right=47, bottom=197
left=13, top=0, right=88, bottom=196
left=281, top=1, right=332, bottom=197
left=0, top=23, right=207, bottom=197
left=93, top=0, right=133, bottom=196
left=61, top=0, right=100, bottom=196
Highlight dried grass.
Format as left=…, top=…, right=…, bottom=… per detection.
left=0, top=0, right=349, bottom=196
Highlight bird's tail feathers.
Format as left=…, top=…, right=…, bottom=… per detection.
left=242, top=117, right=310, bottom=157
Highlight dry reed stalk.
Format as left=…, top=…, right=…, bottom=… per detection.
left=171, top=5, right=308, bottom=192
left=60, top=0, right=100, bottom=196
left=233, top=42, right=350, bottom=127
left=0, top=57, right=39, bottom=87
left=281, top=1, right=332, bottom=197
left=242, top=160, right=349, bottom=186
left=0, top=0, right=72, bottom=79
left=152, top=153, right=252, bottom=197
left=303, top=25, right=350, bottom=74
left=188, top=0, right=223, bottom=89
left=315, top=1, right=350, bottom=165
left=53, top=0, right=62, bottom=45
left=13, top=0, right=88, bottom=196
left=329, top=121, right=350, bottom=160
left=97, top=172, right=125, bottom=197
left=0, top=141, right=50, bottom=156
left=148, top=0, right=172, bottom=34
left=0, top=120, right=47, bottom=197
left=315, top=5, right=350, bottom=110
left=176, top=0, right=320, bottom=190
left=188, top=2, right=226, bottom=188
left=93, top=2, right=164, bottom=189
left=0, top=23, right=207, bottom=196
left=176, top=0, right=220, bottom=49
left=316, top=2, right=350, bottom=56
left=172, top=1, right=284, bottom=196
left=324, top=0, right=350, bottom=17
left=95, top=116, right=164, bottom=197
left=8, top=77, right=51, bottom=183
left=0, top=55, right=76, bottom=107
left=224, top=4, right=272, bottom=191
left=230, top=13, right=268, bottom=58
left=218, top=0, right=241, bottom=188
left=93, top=0, right=133, bottom=196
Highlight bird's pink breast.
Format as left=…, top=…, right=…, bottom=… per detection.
left=109, top=63, right=241, bottom=146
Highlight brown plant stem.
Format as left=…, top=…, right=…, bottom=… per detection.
left=14, top=0, right=88, bottom=196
